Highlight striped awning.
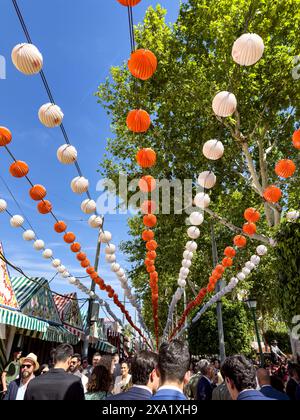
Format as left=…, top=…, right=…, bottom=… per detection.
left=92, top=340, right=117, bottom=354
left=63, top=324, right=85, bottom=340
left=0, top=307, right=49, bottom=333
left=10, top=276, right=47, bottom=308
left=41, top=325, right=79, bottom=345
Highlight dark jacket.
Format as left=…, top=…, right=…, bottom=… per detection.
left=237, top=390, right=274, bottom=400
left=197, top=376, right=214, bottom=401
left=3, top=379, right=21, bottom=401
left=286, top=378, right=298, bottom=401
left=24, top=368, right=85, bottom=400
left=107, top=386, right=152, bottom=401
left=151, top=388, right=187, bottom=401
left=260, top=385, right=289, bottom=401
left=296, top=384, right=300, bottom=401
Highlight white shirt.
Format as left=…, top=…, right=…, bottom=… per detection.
left=15, top=382, right=29, bottom=400
left=158, top=385, right=185, bottom=395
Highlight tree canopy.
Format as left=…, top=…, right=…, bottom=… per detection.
left=96, top=0, right=300, bottom=338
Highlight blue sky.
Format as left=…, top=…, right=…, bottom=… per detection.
left=0, top=0, right=182, bottom=324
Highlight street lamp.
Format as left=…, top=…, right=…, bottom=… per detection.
left=245, top=298, right=264, bottom=367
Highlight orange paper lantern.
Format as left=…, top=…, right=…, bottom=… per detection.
left=143, top=214, right=157, bottom=228
left=141, top=200, right=156, bottom=214
left=77, top=252, right=87, bottom=262
left=215, top=264, right=225, bottom=275
left=81, top=259, right=90, bottom=268
left=91, top=272, right=99, bottom=280
left=142, top=230, right=154, bottom=241
left=0, top=127, right=12, bottom=146
left=243, top=222, right=257, bottom=236
left=136, top=148, right=156, bottom=168
left=37, top=200, right=52, bottom=215
left=224, top=246, right=236, bottom=258
left=117, top=0, right=141, bottom=6
left=71, top=242, right=81, bottom=253
left=126, top=109, right=151, bottom=133
left=54, top=221, right=67, bottom=233
left=86, top=267, right=95, bottom=275
left=292, top=129, right=300, bottom=149
left=147, top=265, right=156, bottom=273
left=64, top=232, right=76, bottom=244
left=234, top=235, right=247, bottom=248
left=275, top=159, right=296, bottom=178
left=146, top=240, right=158, bottom=251
left=244, top=208, right=260, bottom=223
left=222, top=257, right=233, bottom=267
left=145, top=258, right=154, bottom=267
left=138, top=175, right=156, bottom=193
left=29, top=185, right=47, bottom=201
left=128, top=49, right=157, bottom=80
left=9, top=161, right=29, bottom=178
left=263, top=185, right=282, bottom=203
left=147, top=251, right=157, bottom=260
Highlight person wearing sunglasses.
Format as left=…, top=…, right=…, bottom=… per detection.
left=4, top=353, right=39, bottom=400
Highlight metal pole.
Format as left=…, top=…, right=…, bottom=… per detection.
left=183, top=289, right=187, bottom=340
left=211, top=223, right=226, bottom=363
left=251, top=308, right=264, bottom=367
left=82, top=227, right=103, bottom=358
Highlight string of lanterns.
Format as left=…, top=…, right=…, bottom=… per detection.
left=175, top=245, right=268, bottom=339
left=117, top=0, right=160, bottom=349
left=0, top=129, right=150, bottom=348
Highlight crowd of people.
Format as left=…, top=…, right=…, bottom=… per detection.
left=1, top=340, right=300, bottom=401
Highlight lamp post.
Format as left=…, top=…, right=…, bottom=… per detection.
left=245, top=298, right=264, bottom=367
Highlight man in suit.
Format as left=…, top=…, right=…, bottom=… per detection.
left=4, top=353, right=39, bottom=400
left=257, top=368, right=289, bottom=400
left=107, top=351, right=159, bottom=400
left=221, top=355, right=273, bottom=400
left=196, top=359, right=215, bottom=400
left=151, top=340, right=191, bottom=401
left=286, top=363, right=300, bottom=400
left=24, top=344, right=85, bottom=400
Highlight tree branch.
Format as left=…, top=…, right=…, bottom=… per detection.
left=204, top=208, right=276, bottom=246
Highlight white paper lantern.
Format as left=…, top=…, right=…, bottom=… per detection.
left=71, top=176, right=89, bottom=194
left=250, top=255, right=261, bottom=266
left=105, top=244, right=116, bottom=255
left=100, top=231, right=112, bottom=243
left=187, top=226, right=200, bottom=239
left=229, top=277, right=239, bottom=288
left=197, top=171, right=217, bottom=189
left=212, top=91, right=237, bottom=118
left=52, top=259, right=61, bottom=268
left=180, top=267, right=189, bottom=278
left=203, top=139, right=224, bottom=160
left=186, top=241, right=198, bottom=252
left=33, top=239, right=45, bottom=251
left=105, top=254, right=116, bottom=264
left=57, top=265, right=66, bottom=273
left=81, top=199, right=97, bottom=214
left=117, top=269, right=125, bottom=278
left=194, top=192, right=211, bottom=209
left=23, top=230, right=36, bottom=241
left=38, top=103, right=64, bottom=128
left=189, top=212, right=204, bottom=226
left=182, top=259, right=192, bottom=269
left=183, top=250, right=193, bottom=260
left=68, top=277, right=77, bottom=285
left=237, top=272, right=246, bottom=281
left=242, top=267, right=251, bottom=276
left=62, top=271, right=70, bottom=278
left=111, top=263, right=121, bottom=273
left=178, top=279, right=187, bottom=288
left=43, top=249, right=53, bottom=259
left=11, top=43, right=43, bottom=75
left=0, top=199, right=8, bottom=213
left=89, top=291, right=96, bottom=298
left=88, top=215, right=103, bottom=228
left=57, top=144, right=77, bottom=165
left=256, top=245, right=268, bottom=256
left=10, top=215, right=24, bottom=228
left=232, top=33, right=264, bottom=66
left=245, top=262, right=255, bottom=271
left=286, top=210, right=300, bottom=222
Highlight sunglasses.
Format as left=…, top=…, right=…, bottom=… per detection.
left=21, top=364, right=33, bottom=369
